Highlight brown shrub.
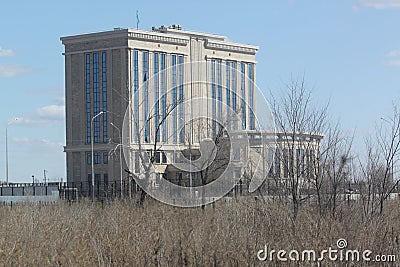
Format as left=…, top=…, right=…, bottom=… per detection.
left=0, top=198, right=398, bottom=266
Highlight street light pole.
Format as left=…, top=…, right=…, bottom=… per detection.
left=110, top=122, right=123, bottom=198
left=5, top=127, right=8, bottom=185
left=91, top=111, right=104, bottom=201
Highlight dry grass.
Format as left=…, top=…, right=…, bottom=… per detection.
left=0, top=198, right=399, bottom=266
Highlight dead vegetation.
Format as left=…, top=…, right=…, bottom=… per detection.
left=0, top=197, right=398, bottom=266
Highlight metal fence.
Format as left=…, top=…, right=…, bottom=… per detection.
left=59, top=180, right=140, bottom=201
left=58, top=180, right=254, bottom=201
left=0, top=183, right=60, bottom=204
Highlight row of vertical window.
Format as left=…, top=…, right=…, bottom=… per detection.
left=87, top=152, right=109, bottom=165
left=130, top=50, right=254, bottom=143
left=85, top=52, right=107, bottom=144
left=210, top=59, right=255, bottom=134
left=132, top=50, right=184, bottom=144
left=267, top=148, right=316, bottom=178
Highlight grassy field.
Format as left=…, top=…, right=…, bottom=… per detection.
left=0, top=197, right=399, bottom=266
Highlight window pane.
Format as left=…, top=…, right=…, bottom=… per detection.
left=102, top=52, right=107, bottom=143
left=103, top=152, right=108, bottom=164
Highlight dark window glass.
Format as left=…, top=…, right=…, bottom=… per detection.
left=154, top=52, right=160, bottom=142
left=142, top=51, right=150, bottom=142
left=102, top=52, right=107, bottom=143
left=226, top=61, right=231, bottom=124
left=241, top=63, right=246, bottom=130
left=178, top=55, right=184, bottom=143
left=248, top=63, right=255, bottom=130
left=283, top=148, right=289, bottom=178
left=93, top=53, right=100, bottom=143
left=104, top=173, right=108, bottom=186
left=217, top=59, right=222, bottom=123
left=134, top=152, right=140, bottom=173
left=86, top=54, right=91, bottom=144
left=231, top=61, right=237, bottom=130
left=87, top=153, right=92, bottom=165
left=171, top=54, right=177, bottom=143
left=275, top=149, right=281, bottom=178
left=103, top=152, right=108, bottom=164
left=160, top=53, right=167, bottom=142
left=211, top=59, right=216, bottom=137
left=267, top=148, right=274, bottom=177
left=155, top=151, right=161, bottom=163
left=133, top=50, right=139, bottom=141
left=94, top=152, right=101, bottom=164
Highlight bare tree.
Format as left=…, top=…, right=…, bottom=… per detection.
left=123, top=83, right=184, bottom=205
left=318, top=123, right=353, bottom=217
left=270, top=76, right=328, bottom=220
left=376, top=105, right=400, bottom=214
left=358, top=104, right=400, bottom=216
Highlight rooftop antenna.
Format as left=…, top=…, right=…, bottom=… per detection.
left=136, top=10, right=140, bottom=29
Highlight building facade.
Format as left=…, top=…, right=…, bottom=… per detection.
left=62, top=25, right=323, bottom=198
left=61, top=25, right=259, bottom=195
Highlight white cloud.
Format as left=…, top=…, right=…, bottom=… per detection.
left=386, top=49, right=400, bottom=57
left=36, top=105, right=64, bottom=120
left=9, top=105, right=65, bottom=127
left=10, top=137, right=64, bottom=150
left=384, top=59, right=400, bottom=66
left=0, top=47, right=15, bottom=57
left=355, top=0, right=400, bottom=9
left=0, top=64, right=31, bottom=77
left=54, top=96, right=65, bottom=105
left=384, top=48, right=400, bottom=67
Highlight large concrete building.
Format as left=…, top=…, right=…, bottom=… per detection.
left=61, top=25, right=323, bottom=198
left=61, top=25, right=259, bottom=195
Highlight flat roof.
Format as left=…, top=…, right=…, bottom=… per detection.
left=60, top=26, right=259, bottom=51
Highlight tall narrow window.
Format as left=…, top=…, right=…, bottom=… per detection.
left=93, top=53, right=100, bottom=143
left=102, top=52, right=107, bottom=143
left=87, top=153, right=92, bottom=165
left=240, top=63, right=246, bottom=130
left=226, top=61, right=231, bottom=124
left=308, top=149, right=315, bottom=178
left=275, top=149, right=281, bottom=178
left=143, top=51, right=149, bottom=143
left=178, top=55, right=184, bottom=143
left=289, top=148, right=294, bottom=176
left=267, top=148, right=274, bottom=177
left=296, top=149, right=305, bottom=177
left=85, top=54, right=91, bottom=144
left=231, top=61, right=237, bottom=130
left=134, top=152, right=140, bottom=173
left=171, top=54, right=177, bottom=143
left=300, top=149, right=305, bottom=177
left=160, top=53, right=167, bottom=142
left=211, top=59, right=216, bottom=137
left=103, top=152, right=108, bottom=164
left=104, top=174, right=108, bottom=186
left=248, top=63, right=255, bottom=130
left=133, top=50, right=139, bottom=142
left=94, top=152, right=101, bottom=164
left=154, top=52, right=160, bottom=142
left=283, top=148, right=289, bottom=178
left=217, top=60, right=222, bottom=124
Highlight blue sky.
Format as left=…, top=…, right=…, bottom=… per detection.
left=0, top=0, right=399, bottom=183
